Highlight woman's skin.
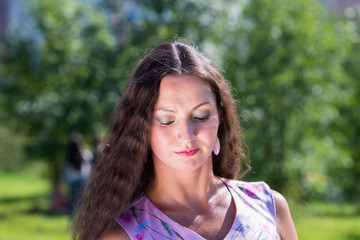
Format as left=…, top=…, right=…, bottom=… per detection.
left=101, top=75, right=298, bottom=240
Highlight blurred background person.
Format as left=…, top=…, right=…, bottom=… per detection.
left=61, top=134, right=92, bottom=214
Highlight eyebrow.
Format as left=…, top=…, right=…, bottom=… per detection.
left=154, top=102, right=211, bottom=112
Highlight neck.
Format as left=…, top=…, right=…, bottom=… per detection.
left=146, top=164, right=221, bottom=213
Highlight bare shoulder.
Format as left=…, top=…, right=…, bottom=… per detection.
left=272, top=190, right=291, bottom=217
left=100, top=226, right=131, bottom=240
left=271, top=190, right=298, bottom=240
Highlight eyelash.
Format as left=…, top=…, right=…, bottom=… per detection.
left=159, top=115, right=209, bottom=126
left=160, top=121, right=175, bottom=126
left=193, top=115, right=209, bottom=121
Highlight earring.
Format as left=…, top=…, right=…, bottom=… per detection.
left=213, top=137, right=220, bottom=156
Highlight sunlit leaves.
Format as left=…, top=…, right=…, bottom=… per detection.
left=0, top=0, right=117, bottom=182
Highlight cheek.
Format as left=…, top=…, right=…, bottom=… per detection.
left=150, top=126, right=173, bottom=152
left=197, top=115, right=220, bottom=141
left=201, top=115, right=219, bottom=132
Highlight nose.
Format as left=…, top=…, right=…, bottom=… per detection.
left=176, top=119, right=196, bottom=146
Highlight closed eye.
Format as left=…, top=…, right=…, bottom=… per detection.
left=193, top=115, right=209, bottom=121
left=160, top=121, right=175, bottom=126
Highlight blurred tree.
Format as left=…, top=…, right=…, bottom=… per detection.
left=0, top=0, right=231, bottom=188
left=0, top=126, right=26, bottom=172
left=0, top=0, right=118, bottom=187
left=219, top=0, right=351, bottom=198
left=100, top=0, right=227, bottom=56
left=339, top=15, right=360, bottom=199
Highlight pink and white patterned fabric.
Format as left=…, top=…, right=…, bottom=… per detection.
left=116, top=179, right=280, bottom=239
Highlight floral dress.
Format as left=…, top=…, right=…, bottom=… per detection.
left=116, top=179, right=280, bottom=240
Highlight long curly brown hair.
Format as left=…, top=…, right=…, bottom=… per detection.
left=73, top=40, right=251, bottom=240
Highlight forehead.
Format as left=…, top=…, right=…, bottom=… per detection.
left=156, top=75, right=215, bottom=107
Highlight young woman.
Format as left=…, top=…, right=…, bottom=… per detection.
left=74, top=41, right=298, bottom=240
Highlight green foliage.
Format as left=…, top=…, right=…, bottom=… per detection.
left=337, top=14, right=360, bottom=198
left=101, top=0, right=231, bottom=50
left=0, top=127, right=27, bottom=172
left=0, top=0, right=118, bottom=182
left=217, top=0, right=355, bottom=200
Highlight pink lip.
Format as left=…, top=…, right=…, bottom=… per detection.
left=175, top=148, right=199, bottom=157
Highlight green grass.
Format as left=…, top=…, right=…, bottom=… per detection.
left=1, top=172, right=359, bottom=240
left=291, top=201, right=360, bottom=240
left=0, top=172, right=71, bottom=240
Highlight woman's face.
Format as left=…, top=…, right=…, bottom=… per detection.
left=150, top=74, right=220, bottom=172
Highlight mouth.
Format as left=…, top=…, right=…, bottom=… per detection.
left=175, top=148, right=199, bottom=157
